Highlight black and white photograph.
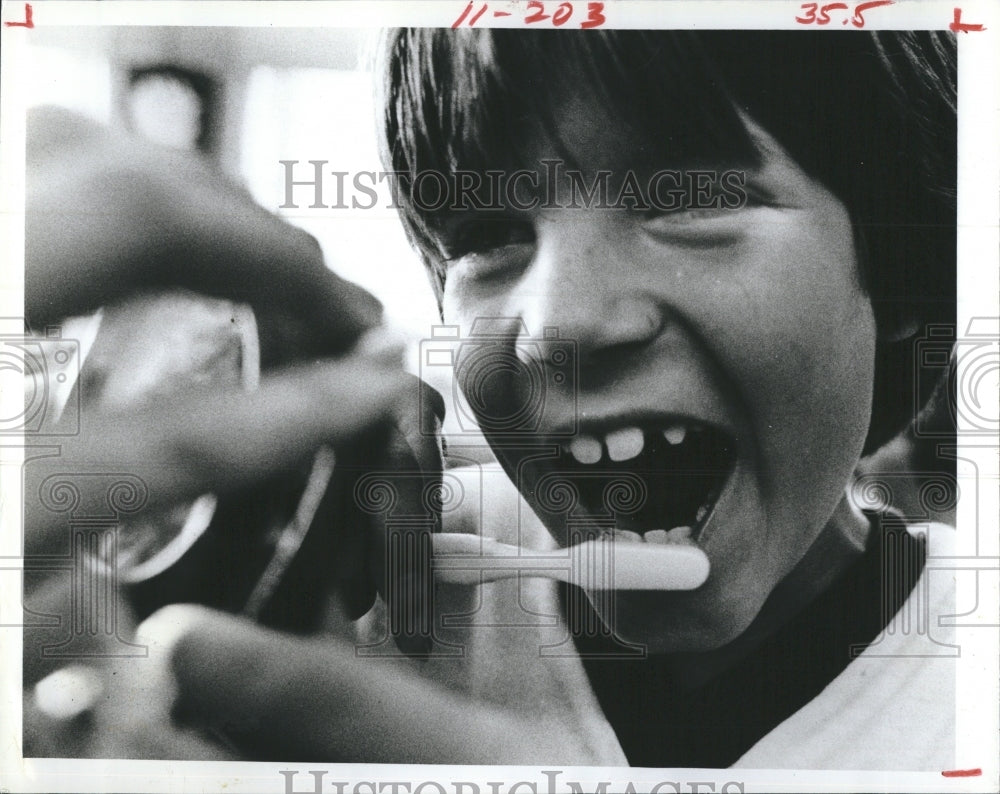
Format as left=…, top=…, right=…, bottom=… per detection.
left=1, top=1, right=997, bottom=792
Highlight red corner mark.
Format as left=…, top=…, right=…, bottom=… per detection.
left=949, top=7, right=985, bottom=32
left=4, top=2, right=33, bottom=28
left=941, top=768, right=983, bottom=777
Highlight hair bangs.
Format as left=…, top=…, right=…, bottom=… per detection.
left=380, top=29, right=763, bottom=284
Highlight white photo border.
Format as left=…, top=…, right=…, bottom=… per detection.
left=1, top=2, right=997, bottom=792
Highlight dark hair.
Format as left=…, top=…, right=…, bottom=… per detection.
left=378, top=30, right=957, bottom=454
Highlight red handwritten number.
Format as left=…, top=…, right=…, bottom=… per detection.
left=552, top=2, right=573, bottom=26
left=817, top=2, right=848, bottom=23
left=452, top=1, right=488, bottom=28
left=949, top=7, right=985, bottom=32
left=796, top=0, right=893, bottom=26
left=4, top=2, right=33, bottom=28
left=853, top=0, right=893, bottom=28
left=525, top=1, right=549, bottom=23
left=454, top=0, right=604, bottom=28
left=469, top=3, right=488, bottom=25
left=580, top=1, right=606, bottom=28
left=795, top=2, right=819, bottom=23
left=452, top=1, right=473, bottom=28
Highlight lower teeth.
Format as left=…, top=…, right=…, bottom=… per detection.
left=609, top=526, right=696, bottom=545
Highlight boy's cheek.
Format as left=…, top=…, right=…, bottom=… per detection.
left=751, top=301, right=875, bottom=492
left=717, top=231, right=876, bottom=546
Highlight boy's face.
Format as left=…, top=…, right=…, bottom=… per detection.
left=438, top=103, right=877, bottom=652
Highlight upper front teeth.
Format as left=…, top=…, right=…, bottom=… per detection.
left=569, top=435, right=603, bottom=464
left=663, top=425, right=686, bottom=445
left=569, top=422, right=699, bottom=464
left=570, top=427, right=646, bottom=464
left=605, top=427, right=644, bottom=461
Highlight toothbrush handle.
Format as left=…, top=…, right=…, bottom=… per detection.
left=431, top=534, right=574, bottom=585
left=431, top=534, right=710, bottom=590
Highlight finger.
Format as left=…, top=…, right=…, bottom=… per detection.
left=252, top=437, right=382, bottom=627
left=162, top=193, right=383, bottom=354
left=26, top=107, right=381, bottom=352
left=89, top=604, right=234, bottom=759
left=304, top=375, right=442, bottom=634
left=381, top=377, right=444, bottom=655
left=372, top=426, right=437, bottom=656
left=25, top=357, right=411, bottom=550
left=162, top=606, right=567, bottom=762
left=22, top=573, right=138, bottom=688
left=327, top=433, right=384, bottom=621
left=22, top=579, right=221, bottom=759
left=343, top=375, right=443, bottom=654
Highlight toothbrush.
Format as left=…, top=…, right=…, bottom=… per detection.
left=431, top=533, right=710, bottom=590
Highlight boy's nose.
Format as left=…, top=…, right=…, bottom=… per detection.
left=513, top=217, right=663, bottom=365
left=517, top=290, right=663, bottom=362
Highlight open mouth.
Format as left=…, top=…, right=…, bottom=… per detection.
left=527, top=419, right=737, bottom=546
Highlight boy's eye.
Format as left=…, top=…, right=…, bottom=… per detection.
left=640, top=187, right=769, bottom=245
left=439, top=216, right=536, bottom=279
left=639, top=210, right=743, bottom=249
left=441, top=216, right=535, bottom=258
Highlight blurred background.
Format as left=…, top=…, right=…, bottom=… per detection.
left=28, top=25, right=491, bottom=454
left=28, top=26, right=439, bottom=332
